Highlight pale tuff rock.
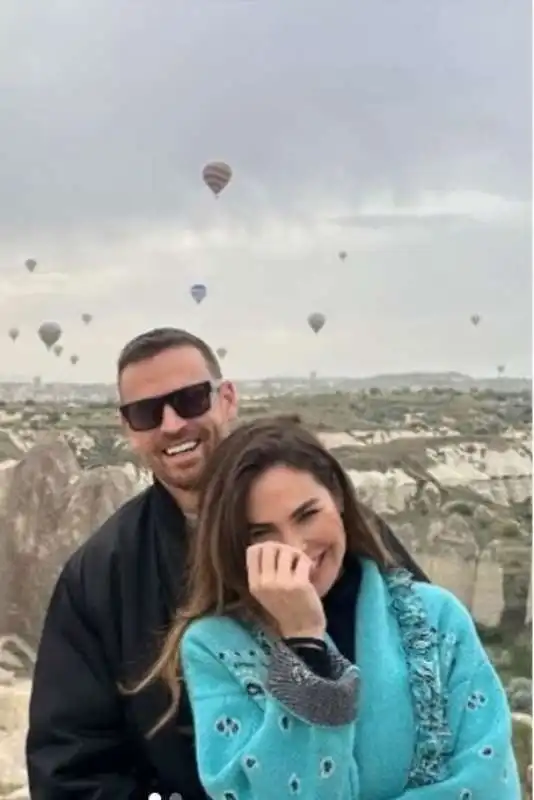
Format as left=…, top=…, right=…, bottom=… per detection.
left=0, top=446, right=140, bottom=798
left=349, top=468, right=415, bottom=514
left=56, top=465, right=139, bottom=545
left=0, top=668, right=14, bottom=687
left=348, top=455, right=531, bottom=515
left=0, top=462, right=16, bottom=508
left=0, top=438, right=138, bottom=649
left=0, top=679, right=30, bottom=800
left=332, top=429, right=532, bottom=513
left=0, top=681, right=29, bottom=735
left=0, top=637, right=35, bottom=678
left=3, top=790, right=29, bottom=800
left=0, top=438, right=80, bottom=648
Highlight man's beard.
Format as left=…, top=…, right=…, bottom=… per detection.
left=166, top=428, right=224, bottom=492
left=169, top=471, right=204, bottom=492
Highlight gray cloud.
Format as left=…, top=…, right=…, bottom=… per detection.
left=0, top=0, right=530, bottom=380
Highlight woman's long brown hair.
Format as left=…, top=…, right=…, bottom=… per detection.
left=121, top=416, right=396, bottom=735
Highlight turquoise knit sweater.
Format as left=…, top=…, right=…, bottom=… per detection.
left=180, top=559, right=521, bottom=799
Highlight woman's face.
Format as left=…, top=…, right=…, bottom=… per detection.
left=246, top=465, right=346, bottom=597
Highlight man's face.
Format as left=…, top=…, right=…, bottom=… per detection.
left=119, top=345, right=238, bottom=493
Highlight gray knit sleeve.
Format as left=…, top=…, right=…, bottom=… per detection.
left=266, top=639, right=358, bottom=726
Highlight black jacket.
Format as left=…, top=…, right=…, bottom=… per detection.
left=26, top=481, right=428, bottom=800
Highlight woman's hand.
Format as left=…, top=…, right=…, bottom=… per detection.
left=246, top=542, right=326, bottom=639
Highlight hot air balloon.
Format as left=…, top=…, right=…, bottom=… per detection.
left=8, top=327, right=19, bottom=342
left=70, top=354, right=79, bottom=365
left=81, top=313, right=93, bottom=324
left=497, top=364, right=506, bottom=376
left=216, top=347, right=227, bottom=360
left=38, top=321, right=62, bottom=350
left=202, top=162, right=232, bottom=197
left=190, top=284, right=207, bottom=304
left=25, top=258, right=37, bottom=273
left=53, top=344, right=63, bottom=357
left=470, top=314, right=481, bottom=327
left=338, top=251, right=347, bottom=261
left=307, top=312, right=326, bottom=334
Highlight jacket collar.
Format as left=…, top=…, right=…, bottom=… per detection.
left=151, top=480, right=191, bottom=614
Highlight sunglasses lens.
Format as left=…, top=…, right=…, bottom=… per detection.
left=122, top=397, right=165, bottom=432
left=170, top=382, right=212, bottom=419
left=121, top=382, right=214, bottom=431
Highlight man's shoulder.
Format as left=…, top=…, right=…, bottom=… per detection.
left=61, top=485, right=154, bottom=583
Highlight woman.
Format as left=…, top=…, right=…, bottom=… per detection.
left=132, top=417, right=521, bottom=799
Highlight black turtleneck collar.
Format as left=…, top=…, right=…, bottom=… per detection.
left=323, top=554, right=362, bottom=662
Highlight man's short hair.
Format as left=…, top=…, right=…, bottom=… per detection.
left=117, top=328, right=222, bottom=380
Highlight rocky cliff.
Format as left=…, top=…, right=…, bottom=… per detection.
left=0, top=416, right=530, bottom=799
left=0, top=426, right=531, bottom=645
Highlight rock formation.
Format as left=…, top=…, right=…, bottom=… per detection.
left=0, top=436, right=139, bottom=650
left=0, top=428, right=530, bottom=798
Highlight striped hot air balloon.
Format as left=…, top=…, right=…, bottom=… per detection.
left=202, top=161, right=232, bottom=197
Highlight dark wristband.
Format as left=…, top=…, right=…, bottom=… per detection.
left=284, top=636, right=327, bottom=650
left=283, top=637, right=331, bottom=678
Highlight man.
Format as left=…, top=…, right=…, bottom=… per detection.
left=26, top=327, right=428, bottom=800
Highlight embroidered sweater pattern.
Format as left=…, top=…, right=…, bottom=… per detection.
left=180, top=559, right=521, bottom=800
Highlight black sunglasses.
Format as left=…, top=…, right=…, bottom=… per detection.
left=120, top=380, right=220, bottom=432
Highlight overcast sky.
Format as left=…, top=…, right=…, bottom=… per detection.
left=0, top=0, right=531, bottom=382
